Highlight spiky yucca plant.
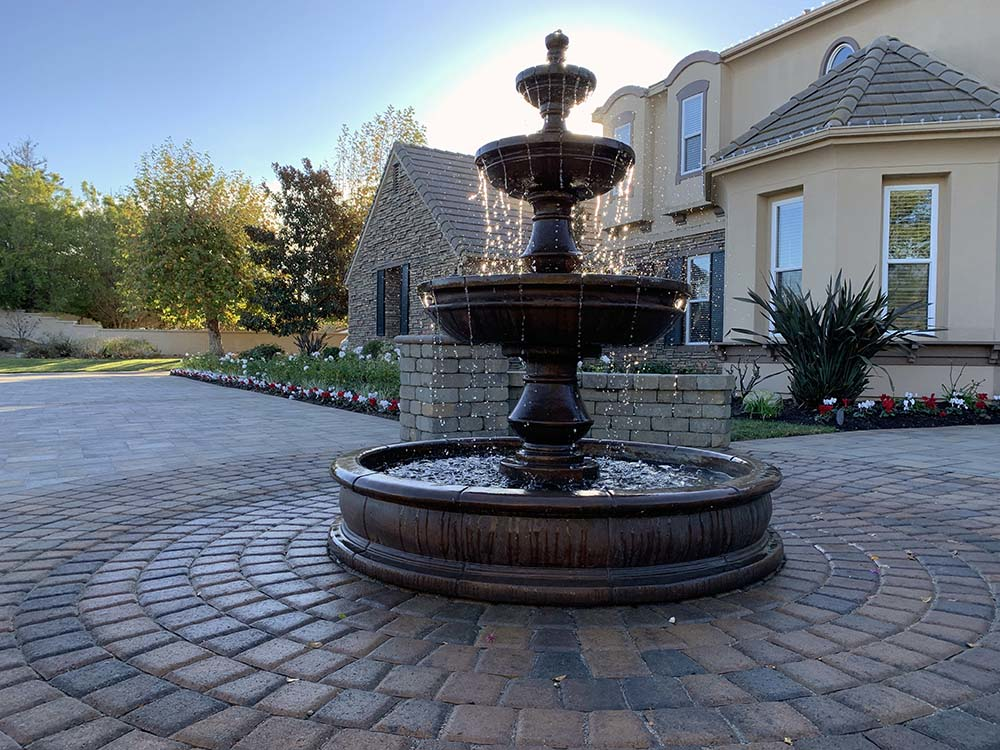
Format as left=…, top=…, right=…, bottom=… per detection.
left=733, top=271, right=928, bottom=408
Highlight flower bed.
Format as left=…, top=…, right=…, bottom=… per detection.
left=171, top=349, right=401, bottom=418
left=794, top=390, right=1000, bottom=431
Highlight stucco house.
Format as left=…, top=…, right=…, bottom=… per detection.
left=593, top=0, right=1000, bottom=393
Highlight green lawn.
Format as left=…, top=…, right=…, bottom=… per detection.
left=732, top=418, right=836, bottom=441
left=0, top=357, right=182, bottom=373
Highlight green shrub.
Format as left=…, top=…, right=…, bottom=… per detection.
left=734, top=271, right=926, bottom=408
left=361, top=339, right=393, bottom=358
left=86, top=337, right=161, bottom=359
left=24, top=335, right=82, bottom=358
left=742, top=390, right=783, bottom=420
left=239, top=343, right=283, bottom=360
left=320, top=345, right=341, bottom=359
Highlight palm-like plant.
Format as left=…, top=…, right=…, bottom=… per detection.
left=733, top=271, right=929, bottom=408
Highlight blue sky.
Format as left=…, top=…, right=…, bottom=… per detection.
left=2, top=0, right=815, bottom=194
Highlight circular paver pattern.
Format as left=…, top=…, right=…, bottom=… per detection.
left=2, top=448, right=1000, bottom=749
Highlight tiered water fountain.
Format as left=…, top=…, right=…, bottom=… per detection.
left=330, top=32, right=783, bottom=605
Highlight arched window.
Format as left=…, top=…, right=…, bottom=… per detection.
left=824, top=40, right=857, bottom=73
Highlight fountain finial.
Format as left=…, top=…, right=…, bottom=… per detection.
left=545, top=30, right=569, bottom=64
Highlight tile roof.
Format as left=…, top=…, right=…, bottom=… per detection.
left=715, top=36, right=1000, bottom=161
left=393, top=142, right=532, bottom=257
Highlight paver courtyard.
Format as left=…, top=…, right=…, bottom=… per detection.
left=2, top=372, right=1000, bottom=749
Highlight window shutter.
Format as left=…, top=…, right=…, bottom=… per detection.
left=375, top=269, right=385, bottom=336
left=710, top=250, right=725, bottom=342
left=399, top=264, right=410, bottom=336
left=664, top=256, right=685, bottom=345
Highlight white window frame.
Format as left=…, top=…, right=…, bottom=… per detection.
left=824, top=41, right=856, bottom=73
left=770, top=195, right=804, bottom=299
left=680, top=93, right=704, bottom=175
left=685, top=253, right=712, bottom=345
left=882, top=183, right=938, bottom=331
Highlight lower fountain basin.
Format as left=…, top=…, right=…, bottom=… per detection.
left=330, top=438, right=784, bottom=605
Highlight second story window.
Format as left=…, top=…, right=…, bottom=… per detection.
left=680, top=93, right=704, bottom=175
left=824, top=41, right=856, bottom=73
left=614, top=121, right=632, bottom=146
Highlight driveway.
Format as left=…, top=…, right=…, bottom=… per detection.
left=0, top=372, right=998, bottom=749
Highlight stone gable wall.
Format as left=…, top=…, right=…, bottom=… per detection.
left=346, top=162, right=459, bottom=344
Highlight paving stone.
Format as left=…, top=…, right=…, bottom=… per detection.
left=129, top=641, right=211, bottom=675
left=514, top=707, right=586, bottom=748
left=621, top=675, right=692, bottom=709
left=963, top=692, right=1000, bottom=723
left=27, top=717, right=131, bottom=750
left=498, top=677, right=561, bottom=709
left=322, top=728, right=411, bottom=750
left=436, top=670, right=507, bottom=704
left=679, top=674, right=755, bottom=706
left=324, top=658, right=393, bottom=689
left=863, top=725, right=953, bottom=750
left=373, top=697, right=451, bottom=738
left=102, top=730, right=191, bottom=749
left=587, top=709, right=655, bottom=748
left=0, top=697, right=101, bottom=745
left=83, top=673, right=177, bottom=716
left=254, top=679, right=339, bottom=717
left=779, top=659, right=859, bottom=693
left=727, top=667, right=813, bottom=700
left=209, top=670, right=287, bottom=705
left=312, top=688, right=396, bottom=728
left=559, top=677, right=627, bottom=710
left=790, top=696, right=880, bottom=734
left=905, top=708, right=1000, bottom=750
left=641, top=649, right=705, bottom=676
left=885, top=668, right=979, bottom=707
left=441, top=704, right=517, bottom=744
left=172, top=706, right=268, bottom=749
left=647, top=707, right=737, bottom=745
left=169, top=655, right=254, bottom=690
left=832, top=685, right=935, bottom=724
left=231, top=716, right=334, bottom=749
left=50, top=657, right=139, bottom=696
left=719, top=701, right=820, bottom=742
left=123, top=689, right=227, bottom=736
left=0, top=681, right=63, bottom=719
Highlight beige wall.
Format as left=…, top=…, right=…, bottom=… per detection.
left=0, top=311, right=346, bottom=357
left=715, top=131, right=1000, bottom=345
left=721, top=0, right=1000, bottom=145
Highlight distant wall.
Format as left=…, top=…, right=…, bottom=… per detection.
left=0, top=310, right=345, bottom=356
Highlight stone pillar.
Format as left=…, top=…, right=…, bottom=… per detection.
left=395, top=335, right=510, bottom=442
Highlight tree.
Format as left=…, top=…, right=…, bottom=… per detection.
left=0, top=163, right=80, bottom=312
left=332, top=105, right=427, bottom=217
left=240, top=160, right=355, bottom=352
left=2, top=138, right=47, bottom=171
left=123, top=140, right=267, bottom=355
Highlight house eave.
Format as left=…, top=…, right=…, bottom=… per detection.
left=720, top=0, right=871, bottom=61
left=706, top=120, right=1000, bottom=176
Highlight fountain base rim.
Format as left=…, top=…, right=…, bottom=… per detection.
left=329, top=523, right=784, bottom=606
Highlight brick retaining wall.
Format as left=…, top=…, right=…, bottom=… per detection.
left=398, top=335, right=733, bottom=448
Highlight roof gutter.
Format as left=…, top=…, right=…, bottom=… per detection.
left=720, top=0, right=870, bottom=61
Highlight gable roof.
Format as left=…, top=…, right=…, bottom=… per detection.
left=715, top=36, right=1000, bottom=162
left=393, top=142, right=532, bottom=257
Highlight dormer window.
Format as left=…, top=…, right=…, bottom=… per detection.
left=824, top=40, right=857, bottom=73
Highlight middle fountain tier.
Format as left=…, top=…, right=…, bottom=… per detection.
left=420, top=30, right=688, bottom=485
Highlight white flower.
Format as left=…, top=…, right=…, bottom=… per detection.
left=383, top=352, right=393, bottom=362
left=353, top=346, right=363, bottom=355
left=857, top=400, right=876, bottom=411
left=822, top=398, right=837, bottom=406
left=949, top=396, right=968, bottom=409
left=338, top=350, right=346, bottom=358
left=600, top=354, right=611, bottom=364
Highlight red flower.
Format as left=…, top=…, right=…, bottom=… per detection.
left=880, top=395, right=895, bottom=414
left=938, top=410, right=946, bottom=417
left=351, top=394, right=359, bottom=402
left=818, top=404, right=834, bottom=415
left=368, top=397, right=377, bottom=407
left=320, top=390, right=330, bottom=399
left=841, top=398, right=851, bottom=407
left=922, top=394, right=937, bottom=409
left=337, top=390, right=345, bottom=399
left=975, top=398, right=987, bottom=410
left=977, top=393, right=989, bottom=400
left=388, top=399, right=399, bottom=413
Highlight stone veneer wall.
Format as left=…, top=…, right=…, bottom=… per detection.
left=397, top=335, right=733, bottom=448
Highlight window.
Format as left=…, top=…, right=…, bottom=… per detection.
left=614, top=121, right=632, bottom=146
left=824, top=41, right=856, bottom=73
left=686, top=254, right=712, bottom=343
left=771, top=197, right=803, bottom=295
left=680, top=93, right=704, bottom=174
left=883, top=185, right=937, bottom=330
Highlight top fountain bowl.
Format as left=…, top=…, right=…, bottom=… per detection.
left=475, top=132, right=634, bottom=202
left=418, top=273, right=689, bottom=352
left=515, top=62, right=597, bottom=111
